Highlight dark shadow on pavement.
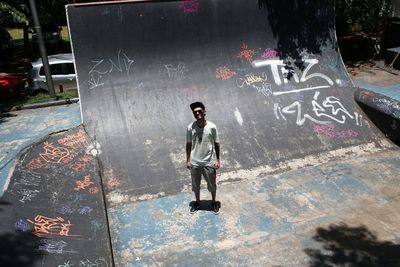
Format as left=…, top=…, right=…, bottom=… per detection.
left=189, top=200, right=221, bottom=212
left=0, top=231, right=43, bottom=267
left=356, top=101, right=400, bottom=147
left=304, top=223, right=400, bottom=267
left=0, top=199, right=11, bottom=212
left=0, top=200, right=43, bottom=266
left=0, top=112, right=18, bottom=124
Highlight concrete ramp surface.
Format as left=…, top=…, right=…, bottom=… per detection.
left=67, top=0, right=390, bottom=200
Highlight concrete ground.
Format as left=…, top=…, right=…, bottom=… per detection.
left=109, top=148, right=400, bottom=266
left=0, top=104, right=81, bottom=194
left=347, top=60, right=400, bottom=100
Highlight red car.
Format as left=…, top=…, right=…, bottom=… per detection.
left=0, top=75, right=25, bottom=97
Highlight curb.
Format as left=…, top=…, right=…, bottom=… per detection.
left=11, top=97, right=80, bottom=111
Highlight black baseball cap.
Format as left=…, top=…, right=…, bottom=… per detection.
left=190, top=102, right=205, bottom=111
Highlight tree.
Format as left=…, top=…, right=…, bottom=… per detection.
left=335, top=0, right=392, bottom=55
left=0, top=1, right=31, bottom=47
left=0, top=1, right=29, bottom=26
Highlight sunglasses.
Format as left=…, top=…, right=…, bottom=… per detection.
left=193, top=109, right=204, bottom=115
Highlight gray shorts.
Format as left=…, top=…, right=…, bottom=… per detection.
left=190, top=165, right=216, bottom=192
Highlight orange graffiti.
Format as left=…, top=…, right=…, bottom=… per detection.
left=70, top=161, right=86, bottom=171
left=27, top=157, right=49, bottom=170
left=57, top=129, right=88, bottom=149
left=27, top=215, right=80, bottom=237
left=78, top=155, right=93, bottom=162
left=89, top=187, right=99, bottom=194
left=215, top=66, right=237, bottom=80
left=74, top=175, right=94, bottom=191
left=237, top=42, right=256, bottom=63
left=362, top=91, right=376, bottom=97
left=107, top=177, right=121, bottom=188
left=40, top=142, right=73, bottom=164
left=69, top=155, right=93, bottom=171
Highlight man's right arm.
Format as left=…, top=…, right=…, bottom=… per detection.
left=186, top=142, right=192, bottom=170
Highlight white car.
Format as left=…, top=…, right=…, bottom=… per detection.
left=26, top=53, right=77, bottom=95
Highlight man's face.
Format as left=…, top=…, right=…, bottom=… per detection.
left=192, top=107, right=206, bottom=120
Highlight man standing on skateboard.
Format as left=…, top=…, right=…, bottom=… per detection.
left=186, top=102, right=221, bottom=213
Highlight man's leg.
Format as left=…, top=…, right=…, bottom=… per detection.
left=204, top=167, right=218, bottom=212
left=211, top=168, right=217, bottom=203
left=190, top=166, right=201, bottom=212
left=195, top=190, right=200, bottom=203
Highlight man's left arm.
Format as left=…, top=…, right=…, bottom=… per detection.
left=214, top=142, right=220, bottom=169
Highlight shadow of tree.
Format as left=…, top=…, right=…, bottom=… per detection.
left=0, top=199, right=11, bottom=212
left=355, top=101, right=400, bottom=147
left=305, top=223, right=400, bottom=267
left=0, top=112, right=18, bottom=124
left=0, top=199, right=43, bottom=266
left=258, top=0, right=335, bottom=66
left=0, top=200, right=43, bottom=266
left=0, top=231, right=43, bottom=267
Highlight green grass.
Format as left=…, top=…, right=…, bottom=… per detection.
left=25, top=89, right=78, bottom=105
left=0, top=90, right=79, bottom=112
left=1, top=89, right=79, bottom=111
left=7, top=28, right=24, bottom=41
left=6, top=26, right=70, bottom=42
left=61, top=26, right=70, bottom=42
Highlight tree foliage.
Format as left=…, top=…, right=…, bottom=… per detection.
left=335, top=0, right=392, bottom=36
left=336, top=0, right=392, bottom=55
left=0, top=1, right=29, bottom=26
left=0, top=0, right=73, bottom=26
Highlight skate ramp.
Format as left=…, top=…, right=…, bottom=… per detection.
left=67, top=0, right=391, bottom=201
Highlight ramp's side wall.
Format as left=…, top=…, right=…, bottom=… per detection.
left=67, top=0, right=384, bottom=198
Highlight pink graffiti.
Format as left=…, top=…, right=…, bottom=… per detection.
left=179, top=0, right=199, bottom=14
left=314, top=125, right=359, bottom=138
left=261, top=48, right=280, bottom=59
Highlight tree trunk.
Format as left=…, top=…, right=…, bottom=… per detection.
left=23, top=25, right=29, bottom=49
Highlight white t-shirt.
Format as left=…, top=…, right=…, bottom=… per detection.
left=187, top=121, right=219, bottom=167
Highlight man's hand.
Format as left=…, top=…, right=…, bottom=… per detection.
left=186, top=161, right=191, bottom=170
left=214, top=159, right=221, bottom=170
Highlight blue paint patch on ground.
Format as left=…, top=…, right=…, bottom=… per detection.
left=110, top=193, right=228, bottom=254
left=154, top=193, right=187, bottom=213
left=355, top=81, right=400, bottom=101
left=303, top=164, right=376, bottom=204
left=256, top=176, right=280, bottom=194
left=254, top=214, right=279, bottom=234
left=235, top=205, right=289, bottom=237
left=134, top=247, right=254, bottom=266
left=187, top=212, right=226, bottom=242
left=0, top=105, right=81, bottom=195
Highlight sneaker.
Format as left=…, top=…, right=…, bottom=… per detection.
left=190, top=202, right=200, bottom=213
left=212, top=202, right=219, bottom=214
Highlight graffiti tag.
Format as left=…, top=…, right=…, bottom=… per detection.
left=88, top=50, right=135, bottom=90
left=274, top=91, right=356, bottom=126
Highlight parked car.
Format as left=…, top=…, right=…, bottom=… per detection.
left=0, top=75, right=24, bottom=97
left=31, top=22, right=62, bottom=45
left=26, top=54, right=77, bottom=95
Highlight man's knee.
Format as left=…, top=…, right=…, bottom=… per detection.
left=207, top=183, right=216, bottom=193
left=192, top=182, right=201, bottom=191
